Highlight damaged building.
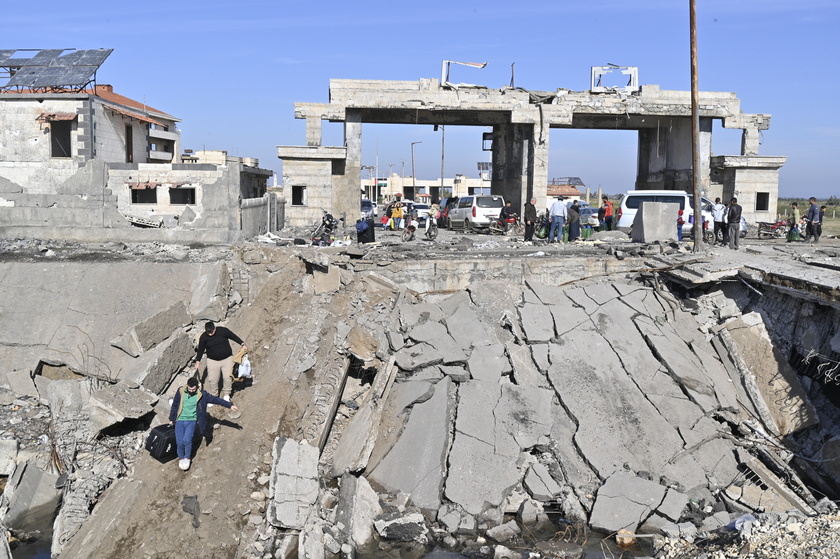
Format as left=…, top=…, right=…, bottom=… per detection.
left=0, top=48, right=279, bottom=243
left=279, top=65, right=785, bottom=228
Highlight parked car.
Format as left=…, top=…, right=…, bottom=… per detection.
left=616, top=190, right=714, bottom=236
left=413, top=203, right=431, bottom=222
left=361, top=199, right=375, bottom=219
left=441, top=197, right=459, bottom=229
left=448, top=195, right=505, bottom=231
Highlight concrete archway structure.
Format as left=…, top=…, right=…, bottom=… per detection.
left=278, top=76, right=785, bottom=227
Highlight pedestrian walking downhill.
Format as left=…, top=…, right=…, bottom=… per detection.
left=195, top=321, right=247, bottom=401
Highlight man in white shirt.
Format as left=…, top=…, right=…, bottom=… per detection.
left=548, top=197, right=568, bottom=243
left=711, top=197, right=728, bottom=246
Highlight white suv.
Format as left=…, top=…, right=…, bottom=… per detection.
left=616, top=190, right=714, bottom=235
left=448, top=195, right=505, bottom=231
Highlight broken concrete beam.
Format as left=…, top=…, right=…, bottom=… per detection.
left=331, top=358, right=397, bottom=477
left=267, top=438, right=320, bottom=530
left=296, top=355, right=350, bottom=453
left=335, top=474, right=383, bottom=549
left=367, top=377, right=454, bottom=513
left=82, top=381, right=159, bottom=433
left=736, top=450, right=815, bottom=515
left=588, top=471, right=667, bottom=534
left=110, top=301, right=190, bottom=357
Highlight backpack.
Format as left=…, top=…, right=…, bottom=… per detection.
left=355, top=219, right=369, bottom=234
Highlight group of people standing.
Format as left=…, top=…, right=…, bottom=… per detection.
left=788, top=198, right=824, bottom=243
left=521, top=195, right=613, bottom=244
left=711, top=197, right=744, bottom=250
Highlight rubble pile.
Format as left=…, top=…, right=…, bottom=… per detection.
left=252, top=255, right=837, bottom=558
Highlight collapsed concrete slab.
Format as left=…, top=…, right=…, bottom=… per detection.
left=125, top=330, right=193, bottom=394
left=0, top=440, right=18, bottom=476
left=1, top=460, right=62, bottom=532
left=367, top=377, right=454, bottom=513
left=267, top=438, right=320, bottom=530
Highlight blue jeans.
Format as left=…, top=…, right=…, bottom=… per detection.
left=549, top=216, right=565, bottom=242
left=176, top=420, right=197, bottom=459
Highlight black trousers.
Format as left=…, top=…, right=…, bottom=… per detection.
left=524, top=222, right=535, bottom=241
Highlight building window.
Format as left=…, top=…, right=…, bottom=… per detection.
left=131, top=189, right=157, bottom=204
left=50, top=121, right=72, bottom=158
left=292, top=185, right=307, bottom=206
left=169, top=188, right=196, bottom=205
left=125, top=124, right=133, bottom=163
left=756, top=192, right=769, bottom=212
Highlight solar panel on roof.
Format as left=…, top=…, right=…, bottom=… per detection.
left=0, top=48, right=113, bottom=90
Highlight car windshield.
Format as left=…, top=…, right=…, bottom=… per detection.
left=414, top=204, right=430, bottom=210
left=478, top=196, right=504, bottom=208
left=361, top=200, right=373, bottom=209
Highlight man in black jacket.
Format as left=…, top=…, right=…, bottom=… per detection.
left=523, top=197, right=537, bottom=242
left=195, top=322, right=247, bottom=401
left=727, top=198, right=743, bottom=251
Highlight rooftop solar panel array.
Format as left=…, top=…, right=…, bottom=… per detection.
left=0, top=48, right=113, bottom=90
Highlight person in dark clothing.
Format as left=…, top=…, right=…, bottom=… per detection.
left=500, top=201, right=515, bottom=221
left=195, top=322, right=247, bottom=401
left=523, top=197, right=538, bottom=242
left=804, top=197, right=821, bottom=243
left=567, top=200, right=581, bottom=242
left=727, top=198, right=743, bottom=250
left=169, top=376, right=238, bottom=471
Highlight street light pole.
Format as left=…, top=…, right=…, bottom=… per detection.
left=411, top=141, right=422, bottom=200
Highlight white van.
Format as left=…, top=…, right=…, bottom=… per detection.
left=448, top=195, right=505, bottom=231
left=616, top=190, right=714, bottom=235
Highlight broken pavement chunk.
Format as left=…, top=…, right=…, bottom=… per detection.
left=267, top=438, right=319, bottom=529
left=588, top=471, right=667, bottom=534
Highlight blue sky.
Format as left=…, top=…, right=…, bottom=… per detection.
left=5, top=0, right=838, bottom=197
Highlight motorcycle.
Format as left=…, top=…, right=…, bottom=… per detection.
left=488, top=213, right=524, bottom=235
left=311, top=210, right=340, bottom=246
left=401, top=219, right=419, bottom=242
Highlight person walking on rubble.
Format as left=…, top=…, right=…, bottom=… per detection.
left=195, top=321, right=247, bottom=402
left=727, top=197, right=743, bottom=250
left=170, top=376, right=238, bottom=471
left=523, top=197, right=537, bottom=243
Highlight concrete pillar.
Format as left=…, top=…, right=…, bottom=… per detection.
left=490, top=122, right=548, bottom=214
left=741, top=127, right=760, bottom=156
left=635, top=117, right=712, bottom=194
left=333, top=110, right=361, bottom=224
left=306, top=118, right=322, bottom=147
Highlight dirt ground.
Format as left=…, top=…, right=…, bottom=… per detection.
left=79, top=251, right=390, bottom=559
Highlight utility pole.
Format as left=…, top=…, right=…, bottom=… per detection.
left=690, top=0, right=703, bottom=252
left=440, top=125, right=445, bottom=192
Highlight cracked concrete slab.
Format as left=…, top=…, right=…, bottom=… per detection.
left=467, top=343, right=510, bottom=382
left=589, top=471, right=667, bottom=534
left=518, top=303, right=554, bottom=343
left=268, top=438, right=320, bottom=530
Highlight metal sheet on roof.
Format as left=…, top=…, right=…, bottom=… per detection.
left=101, top=103, right=162, bottom=126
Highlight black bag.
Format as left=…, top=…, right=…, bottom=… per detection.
left=355, top=219, right=369, bottom=234
left=145, top=424, right=177, bottom=462
left=357, top=218, right=375, bottom=243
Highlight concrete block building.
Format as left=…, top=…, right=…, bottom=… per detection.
left=0, top=49, right=277, bottom=243
left=278, top=70, right=785, bottom=227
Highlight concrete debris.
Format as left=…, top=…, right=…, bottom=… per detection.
left=4, top=370, right=39, bottom=399
left=313, top=264, right=341, bottom=294
left=466, top=343, right=511, bottom=382
left=267, top=438, right=320, bottom=530
left=110, top=301, right=190, bottom=357
left=0, top=440, right=18, bottom=476
left=588, top=471, right=667, bottom=534
left=523, top=462, right=562, bottom=501
left=82, top=381, right=159, bottom=433
left=373, top=509, right=429, bottom=543
left=335, top=474, right=382, bottom=549
left=485, top=519, right=520, bottom=543
left=0, top=460, right=62, bottom=532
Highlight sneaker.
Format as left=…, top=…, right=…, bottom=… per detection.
left=207, top=403, right=215, bottom=408
left=178, top=459, right=189, bottom=470
left=223, top=395, right=231, bottom=402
